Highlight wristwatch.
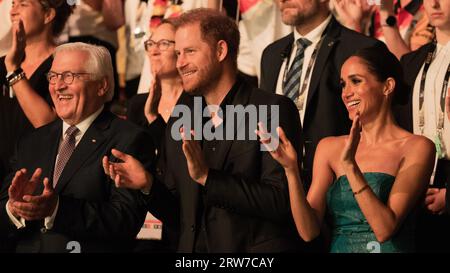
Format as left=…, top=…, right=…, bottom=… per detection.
left=383, top=15, right=397, bottom=27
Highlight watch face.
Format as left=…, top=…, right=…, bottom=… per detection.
left=386, top=16, right=397, bottom=26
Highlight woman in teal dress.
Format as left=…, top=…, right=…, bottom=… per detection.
left=256, top=45, right=436, bottom=253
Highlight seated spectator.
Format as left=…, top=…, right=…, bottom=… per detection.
left=104, top=8, right=305, bottom=253
left=0, top=42, right=154, bottom=252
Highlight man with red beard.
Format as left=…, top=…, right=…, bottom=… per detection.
left=103, top=8, right=306, bottom=252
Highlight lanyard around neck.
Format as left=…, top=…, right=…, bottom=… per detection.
left=418, top=41, right=450, bottom=134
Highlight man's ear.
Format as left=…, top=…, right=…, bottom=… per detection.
left=97, top=77, right=109, bottom=97
left=383, top=77, right=396, bottom=97
left=44, top=8, right=56, bottom=25
left=216, top=40, right=228, bottom=62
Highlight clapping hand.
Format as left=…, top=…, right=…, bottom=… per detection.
left=11, top=178, right=57, bottom=221
left=144, top=74, right=162, bottom=124
left=5, top=19, right=26, bottom=72
left=8, top=168, right=41, bottom=203
left=331, top=0, right=375, bottom=32
left=102, top=149, right=153, bottom=192
left=180, top=128, right=209, bottom=186
left=341, top=111, right=362, bottom=167
left=256, top=123, right=298, bottom=171
left=8, top=168, right=57, bottom=220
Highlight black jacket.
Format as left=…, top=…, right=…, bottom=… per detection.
left=144, top=78, right=305, bottom=252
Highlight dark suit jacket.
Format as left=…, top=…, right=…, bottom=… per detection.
left=260, top=16, right=382, bottom=186
left=0, top=110, right=154, bottom=252
left=144, top=78, right=304, bottom=252
left=127, top=94, right=166, bottom=152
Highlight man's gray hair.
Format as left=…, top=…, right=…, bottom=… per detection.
left=54, top=42, right=114, bottom=102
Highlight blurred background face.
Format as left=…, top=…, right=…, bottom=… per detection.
left=424, top=0, right=450, bottom=31
left=146, top=23, right=178, bottom=78
left=340, top=56, right=387, bottom=121
left=175, top=23, right=221, bottom=95
left=49, top=50, right=105, bottom=125
left=278, top=0, right=321, bottom=26
left=10, top=0, right=48, bottom=37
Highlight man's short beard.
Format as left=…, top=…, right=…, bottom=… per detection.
left=185, top=87, right=203, bottom=96
left=283, top=14, right=307, bottom=27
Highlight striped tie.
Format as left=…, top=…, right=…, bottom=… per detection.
left=53, top=125, right=79, bottom=187
left=283, top=38, right=312, bottom=101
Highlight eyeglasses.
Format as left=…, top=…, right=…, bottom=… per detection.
left=46, top=71, right=92, bottom=85
left=144, top=39, right=175, bottom=51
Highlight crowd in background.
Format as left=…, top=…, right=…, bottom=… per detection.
left=0, top=0, right=449, bottom=253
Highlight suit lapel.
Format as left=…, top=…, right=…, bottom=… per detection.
left=54, top=111, right=110, bottom=193
left=269, top=34, right=294, bottom=93
left=405, top=43, right=432, bottom=87
left=34, top=120, right=62, bottom=194
left=305, top=17, right=340, bottom=112
left=47, top=121, right=62, bottom=178
left=166, top=96, right=201, bottom=231
left=403, top=43, right=433, bottom=132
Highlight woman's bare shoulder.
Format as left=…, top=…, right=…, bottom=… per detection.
left=402, top=134, right=436, bottom=158
left=316, top=136, right=347, bottom=165
left=405, top=134, right=435, bottom=149
left=318, top=135, right=347, bottom=149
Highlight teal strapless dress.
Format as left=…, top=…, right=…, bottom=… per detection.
left=326, top=172, right=415, bottom=253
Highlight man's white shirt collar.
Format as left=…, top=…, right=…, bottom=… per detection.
left=62, top=105, right=104, bottom=139
left=293, top=15, right=332, bottom=45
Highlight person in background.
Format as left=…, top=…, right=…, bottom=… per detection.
left=66, top=0, right=125, bottom=104
left=394, top=0, right=450, bottom=252
left=0, top=43, right=153, bottom=252
left=0, top=0, right=73, bottom=188
left=332, top=0, right=434, bottom=59
left=127, top=19, right=183, bottom=252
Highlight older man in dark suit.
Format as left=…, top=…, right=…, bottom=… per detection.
left=260, top=0, right=382, bottom=187
left=0, top=42, right=154, bottom=252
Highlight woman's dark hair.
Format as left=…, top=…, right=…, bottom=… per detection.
left=350, top=44, right=408, bottom=104
left=39, top=0, right=75, bottom=37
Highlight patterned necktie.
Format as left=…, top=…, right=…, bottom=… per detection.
left=53, top=125, right=79, bottom=187
left=283, top=38, right=312, bottom=101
